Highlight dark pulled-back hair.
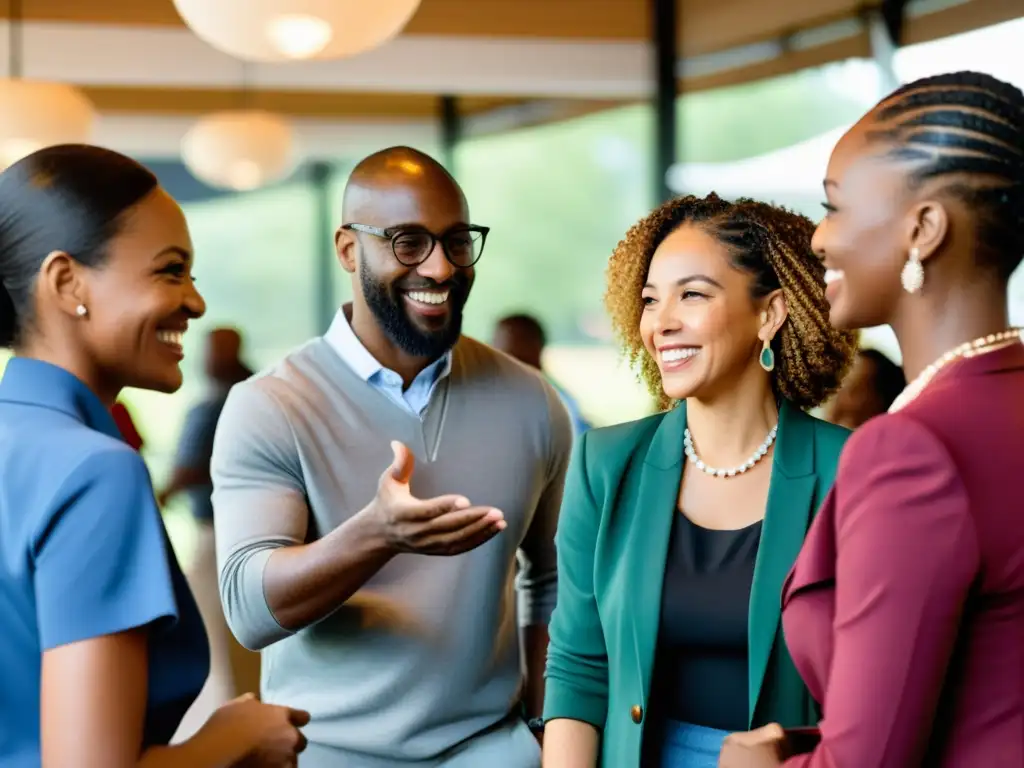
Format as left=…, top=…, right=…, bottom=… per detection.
left=0, top=144, right=159, bottom=347
left=606, top=193, right=857, bottom=411
left=869, top=71, right=1024, bottom=280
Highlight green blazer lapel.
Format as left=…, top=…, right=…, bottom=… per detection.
left=629, top=403, right=686, bottom=706
left=747, top=401, right=819, bottom=726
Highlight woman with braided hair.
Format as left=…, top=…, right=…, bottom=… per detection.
left=720, top=72, right=1024, bottom=768
left=541, top=193, right=856, bottom=767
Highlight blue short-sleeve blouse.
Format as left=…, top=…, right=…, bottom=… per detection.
left=0, top=358, right=210, bottom=767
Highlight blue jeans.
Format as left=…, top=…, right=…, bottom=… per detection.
left=659, top=721, right=729, bottom=768
left=297, top=716, right=540, bottom=767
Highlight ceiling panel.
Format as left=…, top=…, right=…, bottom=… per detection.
left=0, top=0, right=1018, bottom=153
left=4, top=0, right=1018, bottom=60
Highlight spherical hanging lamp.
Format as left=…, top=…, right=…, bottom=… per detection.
left=0, top=80, right=96, bottom=169
left=181, top=110, right=295, bottom=191
left=171, top=0, right=423, bottom=62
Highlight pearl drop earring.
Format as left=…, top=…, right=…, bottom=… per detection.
left=901, top=247, right=924, bottom=294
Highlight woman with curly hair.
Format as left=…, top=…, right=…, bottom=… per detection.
left=540, top=193, right=857, bottom=768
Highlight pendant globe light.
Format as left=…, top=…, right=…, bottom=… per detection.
left=171, top=0, right=423, bottom=62
left=0, top=81, right=95, bottom=169
left=0, top=0, right=95, bottom=169
left=181, top=109, right=296, bottom=192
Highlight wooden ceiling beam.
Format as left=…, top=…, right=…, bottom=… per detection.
left=0, top=0, right=878, bottom=52
left=0, top=0, right=1016, bottom=150
left=82, top=87, right=522, bottom=119
left=1, top=0, right=1016, bottom=65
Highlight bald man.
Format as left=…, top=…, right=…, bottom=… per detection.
left=211, top=147, right=572, bottom=767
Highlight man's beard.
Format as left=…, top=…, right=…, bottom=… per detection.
left=360, top=265, right=469, bottom=359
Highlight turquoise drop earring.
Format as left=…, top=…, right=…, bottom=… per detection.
left=758, top=312, right=775, bottom=372
left=759, top=340, right=775, bottom=372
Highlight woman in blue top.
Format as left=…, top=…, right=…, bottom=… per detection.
left=0, top=145, right=309, bottom=767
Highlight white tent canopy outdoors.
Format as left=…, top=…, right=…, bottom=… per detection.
left=666, top=125, right=848, bottom=202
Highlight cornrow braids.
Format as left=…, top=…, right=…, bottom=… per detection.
left=605, top=193, right=857, bottom=411
left=869, top=71, right=1024, bottom=280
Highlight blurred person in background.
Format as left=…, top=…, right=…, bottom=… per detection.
left=720, top=71, right=1024, bottom=768
left=159, top=327, right=253, bottom=514
left=541, top=193, right=856, bottom=768
left=0, top=145, right=306, bottom=767
left=212, top=146, right=572, bottom=767
left=492, top=313, right=593, bottom=436
left=159, top=327, right=260, bottom=737
left=823, top=347, right=904, bottom=429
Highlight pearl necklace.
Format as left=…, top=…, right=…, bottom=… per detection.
left=889, top=328, right=1024, bottom=413
left=683, top=424, right=778, bottom=478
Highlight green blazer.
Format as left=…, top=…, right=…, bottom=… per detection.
left=542, top=400, right=850, bottom=767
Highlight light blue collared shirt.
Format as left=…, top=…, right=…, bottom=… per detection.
left=0, top=358, right=210, bottom=765
left=324, top=309, right=452, bottom=417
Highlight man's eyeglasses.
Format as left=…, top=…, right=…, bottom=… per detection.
left=342, top=223, right=489, bottom=268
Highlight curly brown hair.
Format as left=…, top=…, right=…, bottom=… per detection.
left=605, top=193, right=857, bottom=411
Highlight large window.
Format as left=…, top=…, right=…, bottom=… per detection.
left=446, top=66, right=870, bottom=426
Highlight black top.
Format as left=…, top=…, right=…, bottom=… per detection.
left=651, top=512, right=762, bottom=732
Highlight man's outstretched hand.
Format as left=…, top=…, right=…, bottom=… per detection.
left=365, top=441, right=506, bottom=556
